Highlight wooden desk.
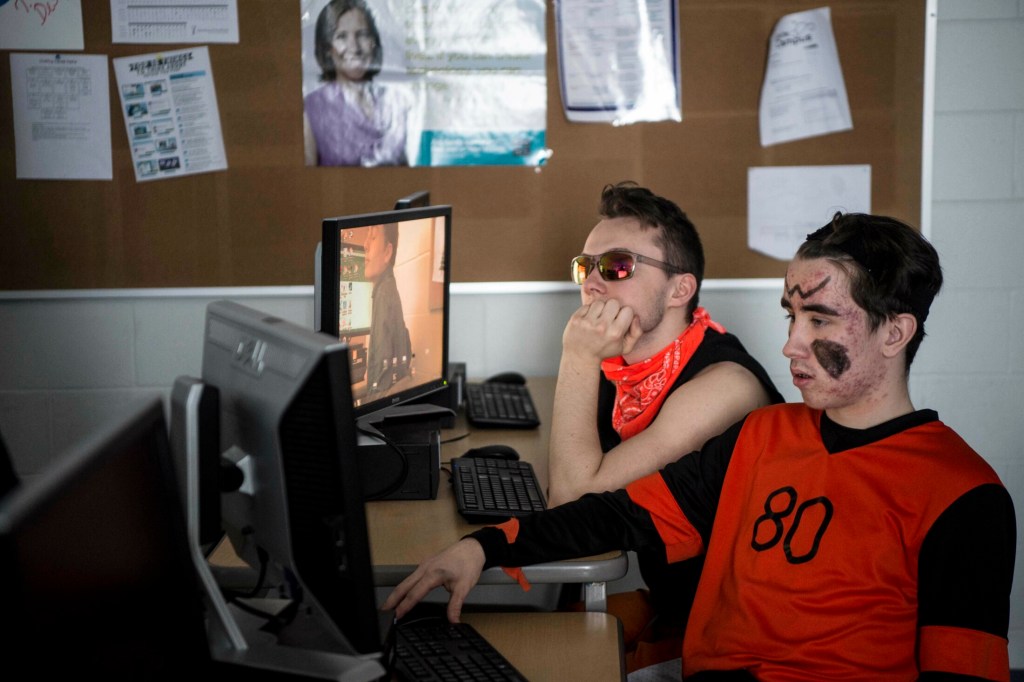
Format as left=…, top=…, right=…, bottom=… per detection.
left=366, top=377, right=628, bottom=611
left=464, top=611, right=624, bottom=682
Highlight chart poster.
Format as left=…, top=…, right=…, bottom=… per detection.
left=300, top=0, right=548, bottom=167
left=110, top=0, right=239, bottom=44
left=112, top=46, right=228, bottom=182
left=0, top=0, right=83, bottom=51
left=10, top=52, right=111, bottom=180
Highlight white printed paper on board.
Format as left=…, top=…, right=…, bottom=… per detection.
left=748, top=165, right=870, bottom=260
left=759, top=6, right=852, bottom=147
left=555, top=0, right=681, bottom=125
left=10, top=53, right=111, bottom=180
left=110, top=0, right=239, bottom=43
left=113, top=47, right=228, bottom=182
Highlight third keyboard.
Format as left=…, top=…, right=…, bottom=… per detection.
left=464, top=382, right=540, bottom=429
left=451, top=456, right=546, bottom=524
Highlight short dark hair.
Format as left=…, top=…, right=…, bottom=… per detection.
left=381, top=222, right=399, bottom=269
left=796, top=212, right=943, bottom=369
left=598, top=181, right=705, bottom=316
left=313, top=0, right=383, bottom=82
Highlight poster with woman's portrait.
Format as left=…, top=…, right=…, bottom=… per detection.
left=300, top=0, right=548, bottom=167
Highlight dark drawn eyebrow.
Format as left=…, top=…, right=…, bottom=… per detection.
left=779, top=298, right=841, bottom=317
left=785, top=276, right=831, bottom=300
left=801, top=303, right=842, bottom=317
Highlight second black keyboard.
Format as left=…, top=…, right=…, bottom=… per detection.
left=392, top=618, right=527, bottom=681
left=464, top=382, right=540, bottom=429
left=451, top=456, right=547, bottom=524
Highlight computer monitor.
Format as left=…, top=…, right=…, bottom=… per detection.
left=394, top=190, right=430, bottom=210
left=0, top=398, right=213, bottom=677
left=318, top=205, right=452, bottom=424
left=200, top=300, right=382, bottom=660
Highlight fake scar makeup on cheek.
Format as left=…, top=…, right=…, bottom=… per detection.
left=812, top=339, right=851, bottom=379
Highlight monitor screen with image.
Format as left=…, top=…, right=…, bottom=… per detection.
left=318, top=205, right=451, bottom=422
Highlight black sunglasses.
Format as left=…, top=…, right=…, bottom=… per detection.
left=570, top=250, right=684, bottom=285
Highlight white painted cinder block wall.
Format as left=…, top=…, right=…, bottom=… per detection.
left=0, top=0, right=1020, bottom=665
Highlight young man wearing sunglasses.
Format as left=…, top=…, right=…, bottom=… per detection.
left=384, top=213, right=1016, bottom=681
left=549, top=182, right=783, bottom=670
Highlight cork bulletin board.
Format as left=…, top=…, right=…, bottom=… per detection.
left=0, top=0, right=925, bottom=290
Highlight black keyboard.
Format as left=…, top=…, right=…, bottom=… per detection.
left=392, top=618, right=527, bottom=681
left=451, top=456, right=546, bottom=524
left=464, top=382, right=540, bottom=429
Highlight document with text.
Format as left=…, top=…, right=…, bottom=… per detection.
left=555, top=0, right=681, bottom=124
left=113, top=47, right=228, bottom=182
left=759, top=6, right=852, bottom=146
left=110, top=0, right=239, bottom=43
left=10, top=53, right=111, bottom=180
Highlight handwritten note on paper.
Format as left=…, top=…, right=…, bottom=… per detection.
left=759, top=6, right=852, bottom=147
left=0, top=0, right=84, bottom=50
left=748, top=165, right=870, bottom=261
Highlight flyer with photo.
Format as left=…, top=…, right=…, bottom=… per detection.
left=112, top=46, right=227, bottom=182
left=299, top=0, right=548, bottom=168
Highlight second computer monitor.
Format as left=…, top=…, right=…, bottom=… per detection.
left=201, top=300, right=381, bottom=658
left=318, top=205, right=451, bottom=421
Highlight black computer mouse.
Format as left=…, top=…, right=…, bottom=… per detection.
left=485, top=371, right=526, bottom=385
left=463, top=444, right=520, bottom=461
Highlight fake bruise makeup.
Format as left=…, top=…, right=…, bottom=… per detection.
left=812, top=339, right=851, bottom=379
left=787, top=275, right=853, bottom=380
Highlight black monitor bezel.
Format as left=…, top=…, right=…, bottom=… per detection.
left=0, top=428, right=18, bottom=499
left=318, top=205, right=452, bottom=421
left=0, top=398, right=212, bottom=676
left=394, top=190, right=430, bottom=210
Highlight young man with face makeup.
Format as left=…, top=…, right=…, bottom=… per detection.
left=549, top=182, right=783, bottom=671
left=383, top=213, right=1017, bottom=681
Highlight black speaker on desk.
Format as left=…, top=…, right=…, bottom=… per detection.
left=356, top=414, right=445, bottom=501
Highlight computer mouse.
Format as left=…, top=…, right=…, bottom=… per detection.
left=485, top=371, right=526, bottom=385
left=463, top=444, right=520, bottom=461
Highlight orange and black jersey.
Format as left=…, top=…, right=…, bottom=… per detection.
left=471, top=405, right=1016, bottom=681
left=596, top=328, right=785, bottom=631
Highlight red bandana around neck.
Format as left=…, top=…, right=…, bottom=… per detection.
left=600, top=307, right=726, bottom=441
